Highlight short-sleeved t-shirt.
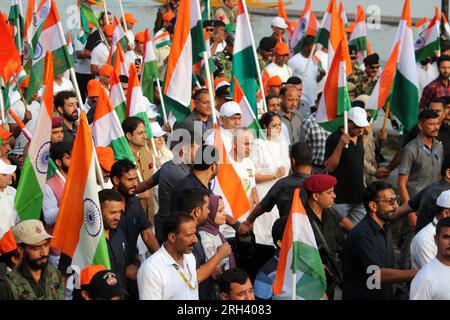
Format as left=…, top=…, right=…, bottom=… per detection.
left=399, top=135, right=443, bottom=198
left=119, top=196, right=152, bottom=256
left=90, top=42, right=109, bottom=67
left=325, top=130, right=365, bottom=204
left=410, top=257, right=450, bottom=300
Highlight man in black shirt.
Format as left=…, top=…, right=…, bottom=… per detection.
left=343, top=181, right=418, bottom=300
left=110, top=159, right=160, bottom=258
left=325, top=106, right=368, bottom=225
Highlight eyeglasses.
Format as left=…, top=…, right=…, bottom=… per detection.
left=376, top=197, right=398, bottom=206
left=206, top=28, right=214, bottom=32
left=369, top=65, right=380, bottom=70
left=350, top=56, right=357, bottom=60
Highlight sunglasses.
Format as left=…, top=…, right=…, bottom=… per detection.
left=206, top=28, right=214, bottom=32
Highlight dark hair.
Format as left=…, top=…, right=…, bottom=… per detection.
left=428, top=99, right=445, bottom=109
left=286, top=76, right=302, bottom=85
left=437, top=55, right=450, bottom=67
left=301, top=35, right=315, bottom=51
left=110, top=159, right=136, bottom=180
left=98, top=189, right=123, bottom=208
left=418, top=109, right=439, bottom=122
left=259, top=111, right=280, bottom=129
left=218, top=268, right=251, bottom=294
left=162, top=211, right=195, bottom=240
left=54, top=90, right=77, bottom=110
left=193, top=88, right=210, bottom=101
left=99, top=11, right=112, bottom=23
left=441, top=40, right=450, bottom=53
left=436, top=216, right=450, bottom=236
left=175, top=187, right=210, bottom=213
left=441, top=96, right=450, bottom=106
left=122, top=116, right=145, bottom=135
left=193, top=145, right=218, bottom=171
left=119, top=75, right=129, bottom=83
left=0, top=249, right=20, bottom=269
left=265, top=94, right=279, bottom=105
left=290, top=142, right=312, bottom=167
left=279, top=85, right=297, bottom=97
left=441, top=153, right=450, bottom=177
left=272, top=216, right=288, bottom=249
left=50, top=141, right=72, bottom=163
left=363, top=181, right=394, bottom=213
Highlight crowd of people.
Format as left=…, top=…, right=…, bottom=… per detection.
left=1, top=0, right=450, bottom=301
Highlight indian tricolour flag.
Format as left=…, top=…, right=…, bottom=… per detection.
left=338, top=1, right=348, bottom=27
left=111, top=42, right=128, bottom=77
left=348, top=5, right=368, bottom=52
left=92, top=88, right=134, bottom=162
left=141, top=28, right=159, bottom=104
left=290, top=0, right=318, bottom=54
left=127, top=64, right=153, bottom=138
left=154, top=30, right=171, bottom=49
left=317, top=39, right=352, bottom=132
left=8, top=0, right=24, bottom=53
left=111, top=45, right=127, bottom=122
left=273, top=188, right=327, bottom=300
left=367, top=41, right=401, bottom=118
left=23, top=0, right=46, bottom=72
left=315, top=0, right=333, bottom=49
left=52, top=111, right=111, bottom=270
left=109, top=16, right=129, bottom=65
left=26, top=0, right=73, bottom=101
left=415, top=7, right=440, bottom=62
left=232, top=0, right=260, bottom=116
left=326, top=0, right=349, bottom=72
left=389, top=0, right=420, bottom=133
left=14, top=51, right=53, bottom=221
left=163, top=0, right=205, bottom=121
left=442, top=13, right=450, bottom=39
left=233, top=76, right=261, bottom=133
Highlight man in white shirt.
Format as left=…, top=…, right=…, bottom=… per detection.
left=53, top=73, right=74, bottom=95
left=137, top=212, right=199, bottom=300
left=125, top=32, right=144, bottom=76
left=7, top=77, right=40, bottom=156
left=0, top=159, right=19, bottom=236
left=288, top=35, right=326, bottom=108
left=91, top=24, right=113, bottom=76
left=410, top=190, right=450, bottom=269
left=263, top=42, right=292, bottom=83
left=410, top=217, right=450, bottom=300
left=416, top=58, right=439, bottom=98
left=205, top=101, right=242, bottom=154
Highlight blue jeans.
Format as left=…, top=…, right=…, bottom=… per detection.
left=333, top=203, right=366, bottom=225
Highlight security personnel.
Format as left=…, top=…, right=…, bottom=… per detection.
left=360, top=53, right=380, bottom=96
left=0, top=220, right=64, bottom=300
left=214, top=35, right=234, bottom=79
left=347, top=45, right=366, bottom=97
left=257, top=37, right=277, bottom=70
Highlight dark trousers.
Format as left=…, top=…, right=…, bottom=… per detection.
left=75, top=73, right=93, bottom=102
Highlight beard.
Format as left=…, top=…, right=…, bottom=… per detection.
left=64, top=111, right=78, bottom=122
left=118, top=184, right=135, bottom=197
left=26, top=255, right=49, bottom=271
left=375, top=209, right=395, bottom=223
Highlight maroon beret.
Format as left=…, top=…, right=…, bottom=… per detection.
left=52, top=117, right=63, bottom=129
left=303, top=174, right=337, bottom=193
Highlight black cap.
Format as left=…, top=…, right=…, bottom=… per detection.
left=348, top=45, right=357, bottom=56
left=203, top=20, right=214, bottom=27
left=213, top=20, right=226, bottom=27
left=259, top=36, right=277, bottom=51
left=86, top=270, right=128, bottom=300
left=215, top=85, right=232, bottom=100
left=363, top=53, right=380, bottom=66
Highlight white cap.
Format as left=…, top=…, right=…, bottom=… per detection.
left=353, top=94, right=370, bottom=108
left=142, top=96, right=158, bottom=119
left=150, top=121, right=167, bottom=137
left=220, top=101, right=242, bottom=118
left=348, top=107, right=369, bottom=127
left=215, top=80, right=230, bottom=91
left=437, top=190, right=450, bottom=208
left=271, top=17, right=288, bottom=29
left=0, top=159, right=16, bottom=175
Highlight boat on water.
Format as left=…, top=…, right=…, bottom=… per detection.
left=152, top=0, right=291, bottom=9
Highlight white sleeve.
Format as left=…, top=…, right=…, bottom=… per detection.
left=7, top=101, right=26, bottom=123
left=42, top=184, right=59, bottom=225
left=90, top=46, right=103, bottom=66
left=410, top=273, right=433, bottom=300
left=411, top=238, right=437, bottom=269
left=138, top=266, right=163, bottom=300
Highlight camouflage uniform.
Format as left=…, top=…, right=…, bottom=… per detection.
left=257, top=52, right=271, bottom=70
left=347, top=66, right=366, bottom=97
left=0, top=263, right=64, bottom=300
left=360, top=73, right=378, bottom=96
left=213, top=51, right=233, bottom=80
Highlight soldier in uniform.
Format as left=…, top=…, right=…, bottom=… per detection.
left=214, top=34, right=234, bottom=80
left=257, top=37, right=277, bottom=70
left=0, top=220, right=64, bottom=300
left=346, top=46, right=366, bottom=98
left=360, top=53, right=380, bottom=96
left=215, top=0, right=237, bottom=27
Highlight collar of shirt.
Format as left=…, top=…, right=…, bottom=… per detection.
left=188, top=171, right=211, bottom=191
left=366, top=214, right=391, bottom=236
left=160, top=244, right=188, bottom=269
left=415, top=134, right=441, bottom=156
left=437, top=77, right=450, bottom=88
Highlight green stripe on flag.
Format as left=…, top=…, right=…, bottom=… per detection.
left=191, top=20, right=206, bottom=65
left=163, top=95, right=191, bottom=122
left=349, top=37, right=367, bottom=52
left=115, top=102, right=127, bottom=124
left=415, top=41, right=440, bottom=62
left=155, top=40, right=171, bottom=49
left=232, top=46, right=259, bottom=115
left=110, top=136, right=135, bottom=161
left=15, top=156, right=43, bottom=221
left=92, top=231, right=111, bottom=269
left=390, top=71, right=419, bottom=133
left=337, top=86, right=351, bottom=115
left=315, top=29, right=330, bottom=49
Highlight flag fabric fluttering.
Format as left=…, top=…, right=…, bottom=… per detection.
left=0, top=13, right=22, bottom=84
left=231, top=0, right=260, bottom=116
left=163, top=0, right=205, bottom=122
left=348, top=5, right=368, bottom=53
left=141, top=28, right=159, bottom=104
left=110, top=45, right=128, bottom=122
left=15, top=51, right=54, bottom=221
left=442, top=13, right=450, bottom=39
left=389, top=0, right=420, bottom=133
left=79, top=1, right=101, bottom=44
left=233, top=76, right=261, bottom=133
left=273, top=188, right=327, bottom=300
left=26, top=0, right=74, bottom=101
left=92, top=88, right=135, bottom=163
left=52, top=111, right=111, bottom=271
left=316, top=39, right=352, bottom=132
left=278, top=0, right=297, bottom=38
left=8, top=0, right=25, bottom=53
left=289, top=0, right=319, bottom=54
left=109, top=16, right=129, bottom=65
left=414, top=7, right=440, bottom=62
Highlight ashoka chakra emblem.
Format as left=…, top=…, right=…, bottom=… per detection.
left=36, top=141, right=51, bottom=174
left=415, top=37, right=426, bottom=49
left=83, top=198, right=102, bottom=237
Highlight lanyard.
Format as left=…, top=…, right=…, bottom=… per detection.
left=172, top=263, right=197, bottom=289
